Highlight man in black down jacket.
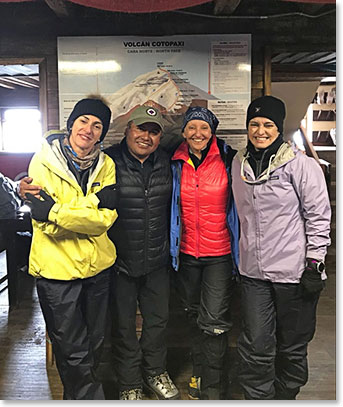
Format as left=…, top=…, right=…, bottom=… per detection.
left=105, top=106, right=179, bottom=401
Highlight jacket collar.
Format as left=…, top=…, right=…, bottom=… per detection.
left=237, top=142, right=296, bottom=175
left=38, top=134, right=106, bottom=192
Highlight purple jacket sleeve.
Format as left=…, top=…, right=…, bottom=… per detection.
left=291, top=153, right=331, bottom=261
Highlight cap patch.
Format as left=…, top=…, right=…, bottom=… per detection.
left=147, top=108, right=157, bottom=116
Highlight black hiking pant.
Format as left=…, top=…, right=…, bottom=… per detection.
left=177, top=253, right=236, bottom=400
left=238, top=275, right=320, bottom=400
left=110, top=267, right=170, bottom=391
left=36, top=268, right=111, bottom=400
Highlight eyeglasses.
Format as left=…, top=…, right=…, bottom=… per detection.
left=240, top=153, right=276, bottom=185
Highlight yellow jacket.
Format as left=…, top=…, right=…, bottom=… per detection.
left=28, top=133, right=118, bottom=280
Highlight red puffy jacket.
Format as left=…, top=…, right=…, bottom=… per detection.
left=172, top=136, right=231, bottom=258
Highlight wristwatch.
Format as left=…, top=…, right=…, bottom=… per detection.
left=307, top=258, right=325, bottom=273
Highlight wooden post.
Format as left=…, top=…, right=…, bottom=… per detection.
left=46, top=330, right=55, bottom=368
left=39, top=58, right=48, bottom=135
left=264, top=46, right=272, bottom=96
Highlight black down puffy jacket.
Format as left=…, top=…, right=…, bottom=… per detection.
left=105, top=139, right=172, bottom=277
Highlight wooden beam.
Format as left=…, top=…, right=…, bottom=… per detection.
left=0, top=58, right=44, bottom=66
left=0, top=77, right=37, bottom=88
left=312, top=103, right=336, bottom=111
left=44, top=0, right=70, bottom=18
left=264, top=46, right=272, bottom=95
left=0, top=80, right=15, bottom=89
left=39, top=58, right=49, bottom=135
left=271, top=72, right=329, bottom=82
left=10, top=75, right=40, bottom=87
left=272, top=63, right=336, bottom=74
left=29, top=76, right=40, bottom=82
left=312, top=121, right=335, bottom=132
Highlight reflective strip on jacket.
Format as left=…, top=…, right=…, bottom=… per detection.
left=231, top=142, right=331, bottom=283
left=170, top=137, right=240, bottom=272
left=28, top=133, right=118, bottom=280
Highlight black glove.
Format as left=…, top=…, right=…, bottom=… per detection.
left=300, top=258, right=326, bottom=296
left=96, top=184, right=119, bottom=210
left=26, top=190, right=55, bottom=222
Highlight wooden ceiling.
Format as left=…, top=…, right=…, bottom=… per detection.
left=0, top=65, right=39, bottom=90
left=0, top=0, right=336, bottom=90
left=39, top=0, right=335, bottom=17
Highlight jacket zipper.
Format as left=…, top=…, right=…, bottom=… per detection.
left=176, top=163, right=182, bottom=271
left=195, top=171, right=200, bottom=258
left=143, top=163, right=149, bottom=274
left=144, top=187, right=149, bottom=272
left=252, top=184, right=262, bottom=272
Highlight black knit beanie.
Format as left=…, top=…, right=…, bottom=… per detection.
left=246, top=95, right=286, bottom=133
left=67, top=98, right=111, bottom=141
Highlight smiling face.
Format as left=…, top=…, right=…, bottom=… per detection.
left=69, top=114, right=103, bottom=157
left=125, top=122, right=162, bottom=162
left=182, top=119, right=212, bottom=158
left=248, top=117, right=280, bottom=149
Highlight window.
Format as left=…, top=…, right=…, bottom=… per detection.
left=0, top=108, right=42, bottom=152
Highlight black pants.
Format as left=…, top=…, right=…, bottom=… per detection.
left=110, top=267, right=170, bottom=391
left=178, top=253, right=236, bottom=400
left=36, top=268, right=111, bottom=400
left=238, top=276, right=320, bottom=400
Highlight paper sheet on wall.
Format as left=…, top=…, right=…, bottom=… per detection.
left=218, top=134, right=247, bottom=151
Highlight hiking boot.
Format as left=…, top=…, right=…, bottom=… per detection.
left=119, top=388, right=143, bottom=400
left=144, top=371, right=180, bottom=400
left=188, top=376, right=201, bottom=400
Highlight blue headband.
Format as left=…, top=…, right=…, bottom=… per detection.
left=182, top=107, right=219, bottom=134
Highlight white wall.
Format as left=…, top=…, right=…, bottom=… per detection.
left=271, top=81, right=319, bottom=141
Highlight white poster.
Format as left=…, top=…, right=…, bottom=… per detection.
left=58, top=34, right=251, bottom=148
left=218, top=134, right=248, bottom=151
left=208, top=99, right=248, bottom=131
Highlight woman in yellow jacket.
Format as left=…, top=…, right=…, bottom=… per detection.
left=25, top=96, right=118, bottom=400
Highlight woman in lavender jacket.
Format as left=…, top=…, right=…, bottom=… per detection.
left=231, top=96, right=331, bottom=400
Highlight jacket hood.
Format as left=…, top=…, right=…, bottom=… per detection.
left=237, top=142, right=296, bottom=177
left=37, top=131, right=106, bottom=192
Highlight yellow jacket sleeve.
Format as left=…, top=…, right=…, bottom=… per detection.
left=29, top=149, right=118, bottom=237
left=47, top=194, right=118, bottom=236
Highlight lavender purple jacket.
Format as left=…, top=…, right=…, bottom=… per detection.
left=232, top=143, right=331, bottom=283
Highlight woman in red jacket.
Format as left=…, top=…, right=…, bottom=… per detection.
left=170, top=106, right=239, bottom=400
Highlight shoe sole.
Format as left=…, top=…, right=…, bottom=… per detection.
left=188, top=394, right=200, bottom=400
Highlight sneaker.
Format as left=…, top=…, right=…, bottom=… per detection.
left=188, top=376, right=201, bottom=400
left=144, top=371, right=180, bottom=400
left=119, top=388, right=143, bottom=400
